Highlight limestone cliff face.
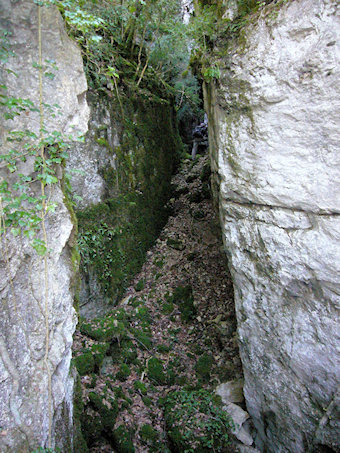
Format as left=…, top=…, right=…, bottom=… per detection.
left=68, top=89, right=181, bottom=319
left=205, top=1, right=340, bottom=451
left=66, top=94, right=120, bottom=211
left=66, top=95, right=119, bottom=317
left=0, top=1, right=89, bottom=451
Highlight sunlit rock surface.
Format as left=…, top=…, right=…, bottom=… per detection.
left=205, top=1, right=340, bottom=451
left=0, top=1, right=89, bottom=451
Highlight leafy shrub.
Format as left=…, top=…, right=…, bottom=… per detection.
left=164, top=389, right=233, bottom=452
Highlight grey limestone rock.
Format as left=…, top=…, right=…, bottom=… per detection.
left=0, top=1, right=89, bottom=451
left=205, top=0, right=340, bottom=452
left=66, top=94, right=120, bottom=210
left=216, top=379, right=245, bottom=404
left=224, top=402, right=253, bottom=446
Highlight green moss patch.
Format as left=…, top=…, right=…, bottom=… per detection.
left=79, top=309, right=128, bottom=341
left=195, top=352, right=214, bottom=382
left=133, top=380, right=148, bottom=395
left=170, top=285, right=196, bottom=322
left=73, top=351, right=95, bottom=376
left=147, top=358, right=167, bottom=385
left=116, top=363, right=131, bottom=381
left=140, top=424, right=159, bottom=446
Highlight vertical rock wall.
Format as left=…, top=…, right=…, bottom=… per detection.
left=205, top=0, right=340, bottom=451
left=66, top=94, right=120, bottom=317
left=0, top=1, right=89, bottom=451
left=68, top=89, right=181, bottom=319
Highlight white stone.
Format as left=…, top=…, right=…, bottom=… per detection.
left=224, top=402, right=253, bottom=446
left=205, top=0, right=340, bottom=452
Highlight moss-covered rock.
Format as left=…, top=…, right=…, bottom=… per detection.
left=77, top=88, right=183, bottom=306
left=88, top=392, right=119, bottom=432
left=91, top=343, right=110, bottom=369
left=111, top=339, right=138, bottom=365
left=79, top=309, right=128, bottom=341
left=73, top=373, right=89, bottom=452
left=131, top=327, right=153, bottom=350
left=73, top=351, right=95, bottom=376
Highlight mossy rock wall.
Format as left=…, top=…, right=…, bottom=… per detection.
left=70, top=89, right=182, bottom=316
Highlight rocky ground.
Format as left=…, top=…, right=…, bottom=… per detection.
left=72, top=155, right=247, bottom=452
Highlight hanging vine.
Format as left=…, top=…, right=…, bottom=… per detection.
left=37, top=5, right=52, bottom=448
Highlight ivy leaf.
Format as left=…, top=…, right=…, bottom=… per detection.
left=11, top=227, right=20, bottom=237
left=32, top=238, right=47, bottom=256
left=44, top=72, right=55, bottom=80
left=23, top=229, right=35, bottom=239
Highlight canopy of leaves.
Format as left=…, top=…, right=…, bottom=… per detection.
left=51, top=0, right=202, bottom=121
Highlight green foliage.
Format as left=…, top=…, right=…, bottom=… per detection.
left=91, top=343, right=110, bottom=368
left=156, top=343, right=171, bottom=353
left=189, top=0, right=282, bottom=82
left=79, top=309, right=128, bottom=341
left=133, top=380, right=148, bottom=395
left=87, top=391, right=119, bottom=433
left=161, top=301, right=174, bottom=315
left=73, top=351, right=95, bottom=376
left=135, top=279, right=145, bottom=291
left=164, top=389, right=233, bottom=453
left=202, top=65, right=221, bottom=83
left=140, top=424, right=159, bottom=445
left=55, top=0, right=202, bottom=131
left=132, top=327, right=153, bottom=349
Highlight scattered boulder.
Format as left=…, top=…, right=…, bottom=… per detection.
left=225, top=402, right=253, bottom=446
left=216, top=379, right=245, bottom=404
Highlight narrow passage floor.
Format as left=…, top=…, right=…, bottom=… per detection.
left=73, top=155, right=242, bottom=452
